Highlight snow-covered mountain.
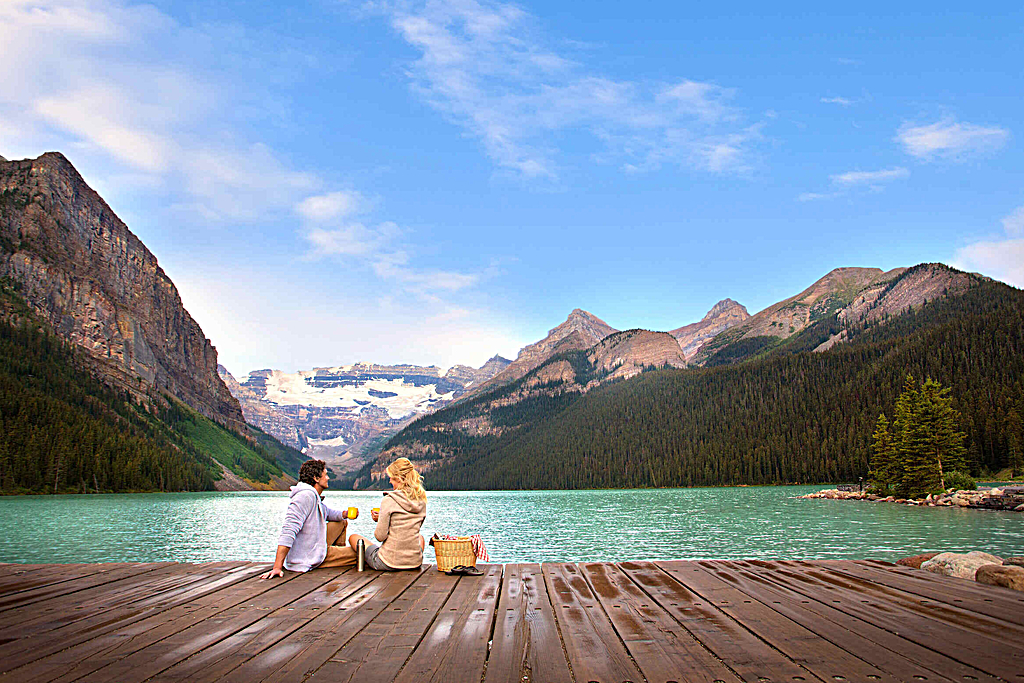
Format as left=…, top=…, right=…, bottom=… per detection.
left=218, top=357, right=510, bottom=476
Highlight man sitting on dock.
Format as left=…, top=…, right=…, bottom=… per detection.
left=260, top=459, right=357, bottom=579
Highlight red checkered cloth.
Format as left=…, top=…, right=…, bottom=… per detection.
left=439, top=534, right=490, bottom=562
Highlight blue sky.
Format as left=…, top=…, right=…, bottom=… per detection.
left=2, top=0, right=1022, bottom=374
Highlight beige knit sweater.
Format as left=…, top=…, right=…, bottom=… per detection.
left=375, top=489, right=426, bottom=569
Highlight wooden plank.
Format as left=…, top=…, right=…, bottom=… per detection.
left=0, top=562, right=243, bottom=636
left=224, top=568, right=428, bottom=683
left=146, top=568, right=378, bottom=681
left=0, top=564, right=102, bottom=595
left=60, top=569, right=348, bottom=683
left=542, top=562, right=643, bottom=683
left=581, top=562, right=741, bottom=683
left=0, top=562, right=172, bottom=612
left=718, top=561, right=1000, bottom=683
left=823, top=560, right=1024, bottom=624
left=0, top=563, right=266, bottom=674
left=5, top=568, right=307, bottom=683
left=734, top=561, right=1024, bottom=681
left=789, top=562, right=1024, bottom=647
left=484, top=563, right=571, bottom=683
left=660, top=561, right=902, bottom=683
left=620, top=561, right=815, bottom=683
left=393, top=565, right=503, bottom=683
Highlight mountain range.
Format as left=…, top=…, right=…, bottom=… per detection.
left=218, top=357, right=510, bottom=476
left=353, top=263, right=1024, bottom=490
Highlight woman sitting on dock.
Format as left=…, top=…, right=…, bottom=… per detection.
left=348, top=457, right=427, bottom=571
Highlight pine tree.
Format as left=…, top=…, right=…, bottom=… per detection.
left=869, top=414, right=896, bottom=494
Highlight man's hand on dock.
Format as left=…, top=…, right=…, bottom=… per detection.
left=260, top=567, right=284, bottom=580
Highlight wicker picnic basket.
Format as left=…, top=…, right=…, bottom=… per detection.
left=432, top=537, right=476, bottom=572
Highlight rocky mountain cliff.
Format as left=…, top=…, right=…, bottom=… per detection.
left=0, top=152, right=244, bottom=430
left=472, top=309, right=618, bottom=394
left=692, top=264, right=980, bottom=365
left=670, top=298, right=750, bottom=358
left=220, top=356, right=510, bottom=476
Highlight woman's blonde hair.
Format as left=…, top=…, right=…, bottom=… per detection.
left=386, top=457, right=426, bottom=501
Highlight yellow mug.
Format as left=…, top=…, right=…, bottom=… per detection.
left=347, top=506, right=359, bottom=519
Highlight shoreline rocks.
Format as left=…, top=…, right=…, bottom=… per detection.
left=801, top=485, right=1024, bottom=511
left=891, top=550, right=1024, bottom=593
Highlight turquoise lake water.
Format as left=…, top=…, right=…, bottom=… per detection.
left=1, top=486, right=1021, bottom=564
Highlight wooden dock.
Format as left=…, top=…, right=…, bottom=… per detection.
left=0, top=560, right=1021, bottom=683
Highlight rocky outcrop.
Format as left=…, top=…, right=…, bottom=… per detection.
left=896, top=553, right=939, bottom=569
left=588, top=329, right=686, bottom=382
left=802, top=486, right=1024, bottom=511
left=976, top=564, right=1024, bottom=591
left=921, top=551, right=1004, bottom=580
left=0, top=152, right=244, bottom=430
left=671, top=299, right=750, bottom=359
left=475, top=309, right=617, bottom=393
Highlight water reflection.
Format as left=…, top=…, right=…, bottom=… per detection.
left=1, top=486, right=1020, bottom=564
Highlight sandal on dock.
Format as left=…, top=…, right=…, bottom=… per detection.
left=445, top=565, right=483, bottom=576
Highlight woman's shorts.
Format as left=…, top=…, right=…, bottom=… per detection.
left=364, top=543, right=401, bottom=571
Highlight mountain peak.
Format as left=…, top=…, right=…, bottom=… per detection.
left=702, top=298, right=748, bottom=321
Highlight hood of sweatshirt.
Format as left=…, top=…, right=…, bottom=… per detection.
left=384, top=489, right=426, bottom=514
left=289, top=482, right=321, bottom=500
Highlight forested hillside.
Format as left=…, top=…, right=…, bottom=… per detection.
left=363, top=269, right=1024, bottom=490
left=0, top=281, right=302, bottom=494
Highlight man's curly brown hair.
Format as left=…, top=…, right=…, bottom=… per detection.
left=298, top=459, right=326, bottom=486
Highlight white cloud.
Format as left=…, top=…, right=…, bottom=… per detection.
left=896, top=119, right=1010, bottom=161
left=820, top=97, right=853, bottom=106
left=296, top=191, right=366, bottom=222
left=383, top=0, right=762, bottom=179
left=797, top=192, right=840, bottom=202
left=0, top=0, right=324, bottom=222
left=830, top=167, right=909, bottom=186
left=952, top=205, right=1024, bottom=289
left=1001, top=205, right=1024, bottom=237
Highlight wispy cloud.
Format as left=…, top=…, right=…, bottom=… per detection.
left=799, top=167, right=909, bottom=202
left=820, top=97, right=853, bottom=106
left=896, top=119, right=1010, bottom=161
left=952, top=204, right=1024, bottom=288
left=830, top=167, right=909, bottom=186
left=381, top=0, right=764, bottom=180
left=0, top=0, right=324, bottom=222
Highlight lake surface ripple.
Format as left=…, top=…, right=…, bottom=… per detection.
left=1, top=486, right=1020, bottom=564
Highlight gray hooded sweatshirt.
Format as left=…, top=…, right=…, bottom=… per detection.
left=375, top=489, right=427, bottom=569
left=278, top=482, right=346, bottom=572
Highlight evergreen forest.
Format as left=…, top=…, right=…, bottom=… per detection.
left=0, top=281, right=302, bottom=494
left=371, top=272, right=1024, bottom=490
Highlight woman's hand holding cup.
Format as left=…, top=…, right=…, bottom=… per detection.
left=371, top=507, right=380, bottom=522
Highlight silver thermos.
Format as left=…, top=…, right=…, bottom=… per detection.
left=357, top=538, right=365, bottom=572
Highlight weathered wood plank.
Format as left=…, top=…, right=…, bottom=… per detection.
left=310, top=568, right=459, bottom=683
left=621, top=560, right=814, bottom=683
left=750, top=561, right=1024, bottom=681
left=661, top=561, right=902, bottom=683
left=0, top=564, right=100, bottom=594
left=483, top=563, right=571, bottom=683
left=66, top=569, right=345, bottom=683
left=0, top=561, right=243, bottom=636
left=824, top=560, right=1024, bottom=624
left=719, top=561, right=1000, bottom=683
left=0, top=563, right=156, bottom=610
left=543, top=562, right=644, bottom=683
left=6, top=568, right=310, bottom=683
left=0, top=563, right=267, bottom=674
left=393, top=565, right=502, bottom=683
left=582, top=561, right=741, bottom=683
left=147, top=568, right=377, bottom=681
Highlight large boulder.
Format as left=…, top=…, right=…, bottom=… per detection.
left=920, top=551, right=1005, bottom=580
left=1004, top=557, right=1024, bottom=567
left=976, top=564, right=1024, bottom=592
left=896, top=553, right=939, bottom=569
